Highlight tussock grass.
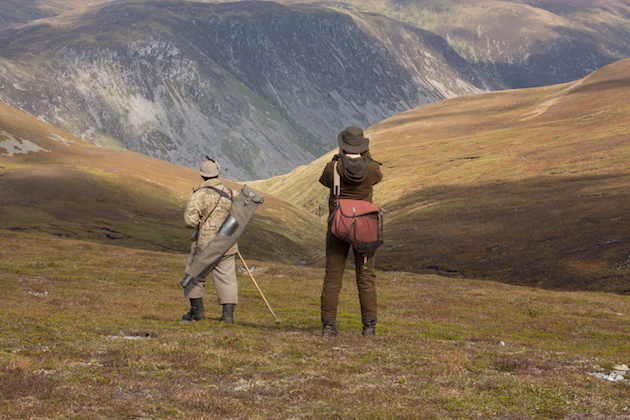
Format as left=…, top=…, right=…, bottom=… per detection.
left=1, top=231, right=629, bottom=419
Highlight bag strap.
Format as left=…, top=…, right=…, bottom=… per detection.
left=208, top=186, right=233, bottom=201
left=333, top=161, right=341, bottom=206
left=193, top=186, right=233, bottom=255
left=201, top=186, right=233, bottom=224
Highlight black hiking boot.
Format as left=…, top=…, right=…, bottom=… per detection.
left=321, top=317, right=338, bottom=338
left=181, top=298, right=205, bottom=322
left=361, top=317, right=377, bottom=337
left=221, top=304, right=235, bottom=324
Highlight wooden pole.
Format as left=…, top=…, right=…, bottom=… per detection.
left=237, top=251, right=280, bottom=325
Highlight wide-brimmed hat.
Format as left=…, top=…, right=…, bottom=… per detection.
left=337, top=126, right=369, bottom=154
left=199, top=158, right=220, bottom=178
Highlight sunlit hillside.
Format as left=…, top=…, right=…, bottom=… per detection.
left=253, top=58, right=630, bottom=292
left=0, top=102, right=325, bottom=265
left=0, top=0, right=112, bottom=30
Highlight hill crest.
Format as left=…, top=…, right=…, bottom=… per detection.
left=0, top=101, right=326, bottom=266
left=253, top=58, right=630, bottom=292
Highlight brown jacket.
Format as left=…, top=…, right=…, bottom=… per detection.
left=319, top=151, right=383, bottom=214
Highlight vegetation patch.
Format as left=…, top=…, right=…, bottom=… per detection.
left=0, top=232, right=629, bottom=419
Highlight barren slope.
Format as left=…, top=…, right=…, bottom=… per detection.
left=267, top=0, right=630, bottom=88
left=5, top=0, right=630, bottom=89
left=0, top=0, right=113, bottom=30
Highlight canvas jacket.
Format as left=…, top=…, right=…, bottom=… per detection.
left=184, top=178, right=238, bottom=255
left=319, top=151, right=383, bottom=214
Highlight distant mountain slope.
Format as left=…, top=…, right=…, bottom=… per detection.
left=6, top=0, right=630, bottom=89
left=0, top=101, right=325, bottom=265
left=0, top=0, right=497, bottom=181
left=263, top=0, right=630, bottom=88
left=254, top=58, right=630, bottom=292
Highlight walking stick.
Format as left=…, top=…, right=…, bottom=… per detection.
left=237, top=251, right=280, bottom=325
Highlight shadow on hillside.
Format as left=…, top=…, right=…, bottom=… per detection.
left=0, top=166, right=323, bottom=266
left=378, top=172, right=630, bottom=293
left=0, top=165, right=189, bottom=252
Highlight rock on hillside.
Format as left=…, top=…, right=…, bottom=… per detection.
left=0, top=0, right=498, bottom=180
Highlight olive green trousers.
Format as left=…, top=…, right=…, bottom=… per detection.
left=320, top=230, right=377, bottom=319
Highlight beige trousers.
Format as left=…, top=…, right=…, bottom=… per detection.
left=184, top=252, right=238, bottom=304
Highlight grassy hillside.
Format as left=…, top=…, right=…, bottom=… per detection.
left=1, top=232, right=629, bottom=419
left=249, top=150, right=337, bottom=217
left=0, top=102, right=325, bottom=266
left=0, top=0, right=112, bottom=30
left=253, top=58, right=630, bottom=292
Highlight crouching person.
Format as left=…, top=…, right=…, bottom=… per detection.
left=182, top=158, right=239, bottom=324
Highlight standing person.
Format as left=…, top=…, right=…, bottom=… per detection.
left=318, top=126, right=383, bottom=337
left=182, top=158, right=239, bottom=324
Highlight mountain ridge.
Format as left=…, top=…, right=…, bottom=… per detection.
left=0, top=0, right=497, bottom=180
left=266, top=0, right=630, bottom=88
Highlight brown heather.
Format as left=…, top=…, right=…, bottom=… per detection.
left=0, top=231, right=629, bottom=419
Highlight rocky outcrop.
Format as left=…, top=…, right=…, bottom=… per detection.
left=0, top=1, right=498, bottom=180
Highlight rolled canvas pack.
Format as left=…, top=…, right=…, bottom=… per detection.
left=181, top=184, right=263, bottom=287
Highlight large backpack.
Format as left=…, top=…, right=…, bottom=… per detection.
left=328, top=161, right=385, bottom=263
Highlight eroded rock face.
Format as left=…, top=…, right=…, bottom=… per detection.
left=0, top=1, right=496, bottom=180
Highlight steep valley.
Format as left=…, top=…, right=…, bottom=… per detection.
left=0, top=0, right=497, bottom=180
left=265, top=0, right=630, bottom=88
left=1, top=3, right=630, bottom=417
left=0, top=0, right=629, bottom=292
